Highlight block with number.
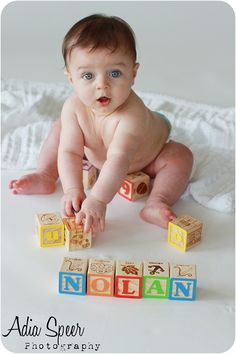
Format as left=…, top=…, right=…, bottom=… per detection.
left=169, top=264, right=197, bottom=301
left=87, top=259, right=115, bottom=296
left=59, top=257, right=88, bottom=295
left=35, top=212, right=65, bottom=247
left=168, top=215, right=203, bottom=252
left=142, top=261, right=170, bottom=299
left=119, top=172, right=150, bottom=201
left=82, top=160, right=97, bottom=189
left=63, top=217, right=92, bottom=251
left=115, top=260, right=143, bottom=298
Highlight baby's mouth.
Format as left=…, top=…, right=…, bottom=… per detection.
left=97, top=96, right=111, bottom=106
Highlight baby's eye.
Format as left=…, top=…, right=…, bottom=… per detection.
left=109, top=70, right=121, bottom=78
left=82, top=72, right=94, bottom=80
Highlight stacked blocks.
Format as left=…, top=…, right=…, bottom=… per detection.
left=87, top=259, right=115, bottom=297
left=168, top=215, right=203, bottom=252
left=119, top=172, right=150, bottom=201
left=59, top=257, right=88, bottom=295
left=115, top=261, right=143, bottom=298
left=142, top=261, right=170, bottom=299
left=63, top=217, right=92, bottom=251
left=35, top=213, right=65, bottom=247
left=58, top=258, right=197, bottom=301
left=169, top=264, right=197, bottom=301
left=82, top=160, right=97, bottom=189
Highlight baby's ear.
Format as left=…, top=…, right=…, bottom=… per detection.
left=64, top=69, right=73, bottom=84
left=133, top=63, right=140, bottom=78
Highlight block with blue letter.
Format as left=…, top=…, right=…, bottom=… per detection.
left=59, top=257, right=88, bottom=295
left=169, top=264, right=197, bottom=301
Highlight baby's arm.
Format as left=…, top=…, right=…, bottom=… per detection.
left=58, top=98, right=86, bottom=215
left=77, top=118, right=140, bottom=233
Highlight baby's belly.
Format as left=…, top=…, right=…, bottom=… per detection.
left=85, top=142, right=164, bottom=173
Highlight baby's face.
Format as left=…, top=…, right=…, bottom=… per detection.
left=66, top=46, right=139, bottom=116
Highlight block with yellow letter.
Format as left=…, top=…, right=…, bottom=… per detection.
left=119, top=172, right=150, bottom=201
left=169, top=264, right=197, bottom=301
left=59, top=257, right=88, bottom=295
left=115, top=260, right=143, bottom=298
left=168, top=215, right=203, bottom=252
left=35, top=212, right=65, bottom=247
left=142, top=261, right=170, bottom=299
left=87, top=259, right=115, bottom=296
left=63, top=217, right=92, bottom=251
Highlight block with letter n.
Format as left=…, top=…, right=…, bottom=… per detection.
left=169, top=264, right=197, bottom=301
left=59, top=257, right=88, bottom=295
left=115, top=260, right=143, bottom=298
left=35, top=212, right=65, bottom=247
left=142, top=261, right=170, bottom=299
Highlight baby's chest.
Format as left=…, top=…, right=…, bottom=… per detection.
left=84, top=118, right=119, bottom=150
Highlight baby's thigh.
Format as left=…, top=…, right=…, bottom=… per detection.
left=142, top=140, right=193, bottom=176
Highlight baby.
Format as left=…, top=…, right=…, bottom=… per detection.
left=9, top=14, right=193, bottom=233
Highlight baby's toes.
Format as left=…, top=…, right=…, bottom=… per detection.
left=9, top=180, right=17, bottom=189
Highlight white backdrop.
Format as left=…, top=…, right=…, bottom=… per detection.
left=1, top=0, right=235, bottom=106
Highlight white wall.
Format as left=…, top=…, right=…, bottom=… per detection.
left=1, top=1, right=235, bottom=106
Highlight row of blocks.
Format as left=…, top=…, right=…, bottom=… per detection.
left=59, top=258, right=197, bottom=301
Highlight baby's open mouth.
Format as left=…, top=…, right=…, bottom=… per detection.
left=97, top=96, right=110, bottom=105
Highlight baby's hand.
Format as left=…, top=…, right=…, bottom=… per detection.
left=76, top=195, right=106, bottom=235
left=61, top=188, right=86, bottom=217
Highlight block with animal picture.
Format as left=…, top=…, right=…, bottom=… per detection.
left=115, top=260, right=143, bottom=298
left=169, top=263, right=197, bottom=301
left=35, top=212, right=65, bottom=247
left=119, top=172, right=150, bottom=201
left=63, top=217, right=92, bottom=251
left=168, top=215, right=203, bottom=252
left=142, top=261, right=170, bottom=299
left=82, top=160, right=97, bottom=189
left=59, top=257, right=88, bottom=295
left=87, top=259, right=115, bottom=296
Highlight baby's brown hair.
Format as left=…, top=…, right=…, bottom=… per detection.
left=62, top=14, right=137, bottom=68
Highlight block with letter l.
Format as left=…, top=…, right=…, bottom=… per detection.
left=115, top=260, right=143, bottom=298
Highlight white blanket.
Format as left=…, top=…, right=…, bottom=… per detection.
left=1, top=79, right=235, bottom=213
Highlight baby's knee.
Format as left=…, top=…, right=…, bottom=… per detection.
left=167, top=142, right=193, bottom=172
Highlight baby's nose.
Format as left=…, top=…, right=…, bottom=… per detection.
left=96, top=75, right=109, bottom=90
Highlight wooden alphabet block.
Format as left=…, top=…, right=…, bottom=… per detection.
left=87, top=259, right=115, bottom=296
left=168, top=215, right=203, bottom=252
left=63, top=217, right=92, bottom=251
left=35, top=212, right=65, bottom=247
left=115, top=261, right=143, bottom=298
left=59, top=257, right=88, bottom=295
left=142, top=261, right=170, bottom=299
left=82, top=160, right=97, bottom=189
left=169, top=264, right=197, bottom=301
left=119, top=172, right=150, bottom=201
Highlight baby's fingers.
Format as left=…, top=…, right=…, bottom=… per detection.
left=63, top=200, right=74, bottom=217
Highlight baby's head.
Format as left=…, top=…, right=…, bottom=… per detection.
left=62, top=14, right=137, bottom=69
left=62, top=14, right=139, bottom=115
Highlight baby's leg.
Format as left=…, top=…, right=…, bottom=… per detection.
left=140, top=141, right=193, bottom=228
left=9, top=118, right=61, bottom=194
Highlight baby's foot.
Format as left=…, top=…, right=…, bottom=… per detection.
left=9, top=172, right=56, bottom=195
left=140, top=201, right=176, bottom=229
